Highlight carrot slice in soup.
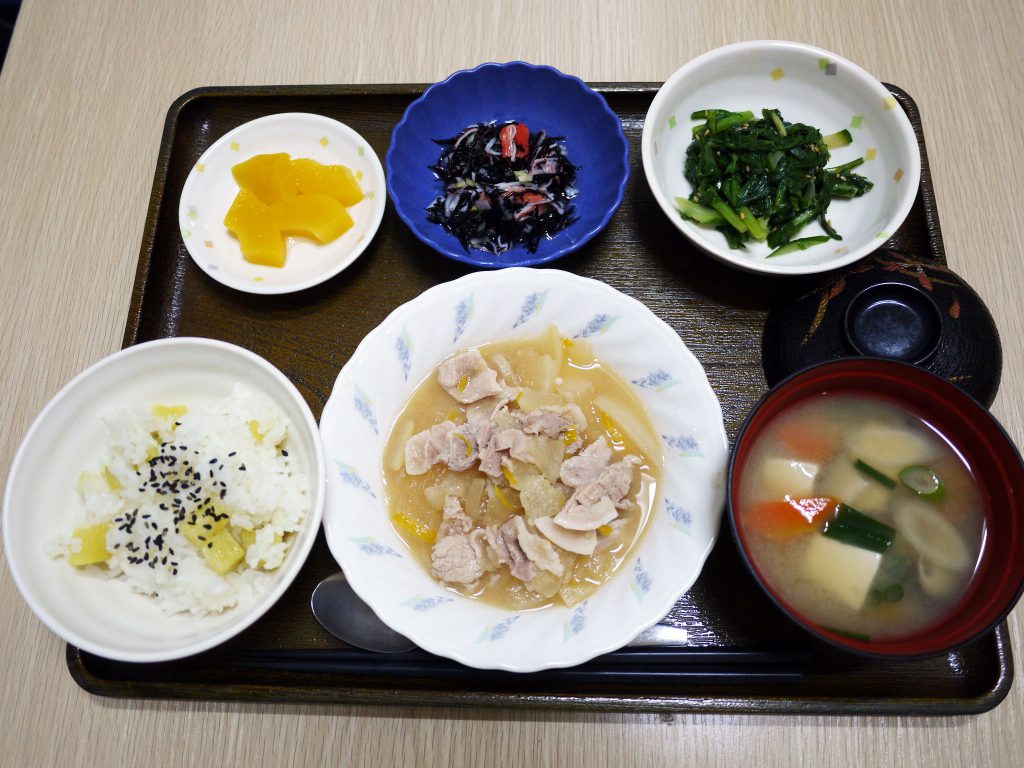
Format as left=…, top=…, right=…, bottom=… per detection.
left=747, top=497, right=838, bottom=540
left=773, top=420, right=840, bottom=464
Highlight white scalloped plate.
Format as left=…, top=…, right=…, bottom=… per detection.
left=319, top=268, right=728, bottom=671
left=178, top=113, right=386, bottom=294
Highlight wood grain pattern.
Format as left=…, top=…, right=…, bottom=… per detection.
left=1, top=1, right=1022, bottom=766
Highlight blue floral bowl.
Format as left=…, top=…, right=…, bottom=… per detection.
left=386, top=62, right=630, bottom=268
left=319, top=268, right=728, bottom=671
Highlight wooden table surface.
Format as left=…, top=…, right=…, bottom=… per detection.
left=1, top=1, right=1021, bottom=765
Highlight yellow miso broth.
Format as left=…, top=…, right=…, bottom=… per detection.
left=737, top=393, right=986, bottom=640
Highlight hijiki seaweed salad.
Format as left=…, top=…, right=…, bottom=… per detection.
left=426, top=121, right=578, bottom=254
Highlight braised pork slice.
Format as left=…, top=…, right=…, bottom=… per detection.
left=431, top=534, right=485, bottom=585
left=405, top=421, right=457, bottom=475
left=405, top=420, right=490, bottom=475
left=476, top=424, right=543, bottom=477
left=487, top=519, right=534, bottom=582
left=514, top=403, right=586, bottom=439
left=438, top=495, right=473, bottom=536
left=430, top=496, right=484, bottom=585
left=569, top=454, right=641, bottom=509
left=554, top=455, right=641, bottom=531
left=437, top=349, right=506, bottom=403
left=559, top=435, right=613, bottom=488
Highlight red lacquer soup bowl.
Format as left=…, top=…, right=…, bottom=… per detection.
left=728, top=358, right=1024, bottom=658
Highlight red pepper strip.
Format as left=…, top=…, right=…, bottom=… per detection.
left=500, top=123, right=530, bottom=159
left=513, top=122, right=529, bottom=158
left=499, top=124, right=517, bottom=159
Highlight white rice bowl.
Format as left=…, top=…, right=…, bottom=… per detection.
left=320, top=268, right=728, bottom=671
left=3, top=338, right=325, bottom=662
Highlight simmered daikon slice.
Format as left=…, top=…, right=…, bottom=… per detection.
left=592, top=393, right=661, bottom=463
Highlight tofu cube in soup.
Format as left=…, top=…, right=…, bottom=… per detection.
left=802, top=534, right=883, bottom=611
left=755, top=457, right=818, bottom=501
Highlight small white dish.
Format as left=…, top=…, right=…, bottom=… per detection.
left=178, top=113, right=386, bottom=294
left=319, top=268, right=729, bottom=672
left=642, top=41, right=921, bottom=275
left=2, top=338, right=326, bottom=662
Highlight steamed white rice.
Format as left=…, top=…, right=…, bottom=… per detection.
left=51, top=383, right=309, bottom=615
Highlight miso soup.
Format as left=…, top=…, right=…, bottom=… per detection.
left=382, top=327, right=663, bottom=611
left=737, top=393, right=986, bottom=640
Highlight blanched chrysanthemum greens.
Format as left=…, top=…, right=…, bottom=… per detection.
left=678, top=108, right=874, bottom=257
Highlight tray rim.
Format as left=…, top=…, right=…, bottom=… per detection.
left=93, top=81, right=1011, bottom=716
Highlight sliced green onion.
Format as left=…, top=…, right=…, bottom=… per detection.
left=823, top=503, right=895, bottom=554
left=855, top=459, right=897, bottom=489
left=899, top=465, right=945, bottom=499
left=883, top=584, right=905, bottom=603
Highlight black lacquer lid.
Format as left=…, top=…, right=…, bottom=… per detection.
left=762, top=249, right=1002, bottom=406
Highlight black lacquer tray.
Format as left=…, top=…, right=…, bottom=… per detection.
left=66, top=83, right=1013, bottom=714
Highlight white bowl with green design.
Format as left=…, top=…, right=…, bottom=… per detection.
left=642, top=40, right=920, bottom=275
left=178, top=113, right=386, bottom=294
left=319, top=268, right=729, bottom=672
